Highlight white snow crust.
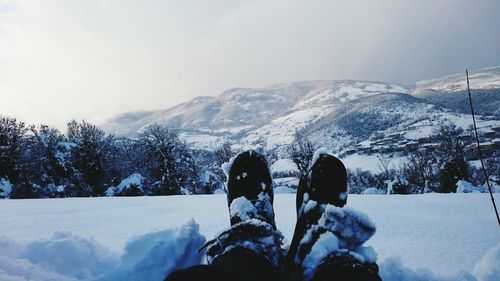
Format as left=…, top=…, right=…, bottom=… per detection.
left=0, top=220, right=205, bottom=281
left=0, top=194, right=499, bottom=280
left=270, top=159, right=299, bottom=174
left=362, top=187, right=385, bottom=195
left=473, top=243, right=500, bottom=281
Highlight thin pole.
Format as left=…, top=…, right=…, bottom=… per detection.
left=466, top=69, right=500, bottom=227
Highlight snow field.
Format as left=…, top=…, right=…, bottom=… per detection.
left=341, top=153, right=406, bottom=173
left=0, top=194, right=499, bottom=280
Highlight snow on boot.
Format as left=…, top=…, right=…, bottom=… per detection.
left=287, top=149, right=381, bottom=281
left=289, top=150, right=348, bottom=267
left=295, top=205, right=380, bottom=281
left=203, top=150, right=285, bottom=281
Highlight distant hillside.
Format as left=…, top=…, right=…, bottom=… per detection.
left=101, top=66, right=500, bottom=152
left=411, top=89, right=500, bottom=117
left=412, top=66, right=500, bottom=116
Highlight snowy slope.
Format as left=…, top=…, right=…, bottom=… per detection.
left=0, top=194, right=499, bottom=280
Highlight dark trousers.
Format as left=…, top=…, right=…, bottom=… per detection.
left=165, top=248, right=280, bottom=281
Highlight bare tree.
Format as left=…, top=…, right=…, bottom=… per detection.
left=288, top=130, right=316, bottom=175
left=377, top=155, right=392, bottom=178
left=401, top=150, right=436, bottom=193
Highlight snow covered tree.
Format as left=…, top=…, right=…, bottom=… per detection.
left=432, top=120, right=464, bottom=153
left=107, top=173, right=147, bottom=197
left=192, top=149, right=224, bottom=194
left=485, top=152, right=500, bottom=185
left=103, top=137, right=132, bottom=189
left=0, top=117, right=44, bottom=198
left=137, top=124, right=197, bottom=195
left=16, top=125, right=71, bottom=198
left=433, top=121, right=468, bottom=193
left=67, top=120, right=115, bottom=197
left=439, top=154, right=468, bottom=193
left=0, top=117, right=28, bottom=184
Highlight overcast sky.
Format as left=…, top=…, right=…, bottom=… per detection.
left=1, top=0, right=499, bottom=129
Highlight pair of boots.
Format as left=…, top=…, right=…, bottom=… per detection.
left=167, top=150, right=381, bottom=281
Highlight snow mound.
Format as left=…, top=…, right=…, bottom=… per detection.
left=0, top=220, right=206, bottom=281
left=456, top=180, right=500, bottom=194
left=473, top=243, right=500, bottom=281
left=379, top=244, right=500, bottom=281
left=362, top=187, right=385, bottom=195
left=0, top=178, right=12, bottom=198
left=212, top=188, right=226, bottom=194
left=102, top=219, right=205, bottom=280
left=106, top=173, right=146, bottom=196
left=456, top=180, right=485, bottom=193
left=379, top=256, right=477, bottom=281
left=274, top=185, right=296, bottom=194
left=0, top=232, right=118, bottom=280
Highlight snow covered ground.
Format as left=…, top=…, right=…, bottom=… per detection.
left=0, top=194, right=499, bottom=280
left=341, top=153, right=406, bottom=173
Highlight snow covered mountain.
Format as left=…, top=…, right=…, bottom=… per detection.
left=412, top=67, right=500, bottom=116
left=415, top=66, right=500, bottom=92
left=102, top=66, right=500, bottom=151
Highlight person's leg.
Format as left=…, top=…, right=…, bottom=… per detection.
left=167, top=151, right=284, bottom=281
left=286, top=152, right=381, bottom=281
left=208, top=150, right=285, bottom=281
left=166, top=150, right=285, bottom=281
left=164, top=265, right=234, bottom=281
left=225, top=150, right=276, bottom=228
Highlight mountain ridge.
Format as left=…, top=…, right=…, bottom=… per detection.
left=101, top=66, right=500, bottom=151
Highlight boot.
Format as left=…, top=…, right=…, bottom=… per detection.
left=287, top=150, right=380, bottom=281
left=204, top=150, right=284, bottom=281
left=225, top=150, right=276, bottom=228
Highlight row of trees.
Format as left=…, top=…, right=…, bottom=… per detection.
left=1, top=116, right=496, bottom=198
left=0, top=117, right=226, bottom=198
